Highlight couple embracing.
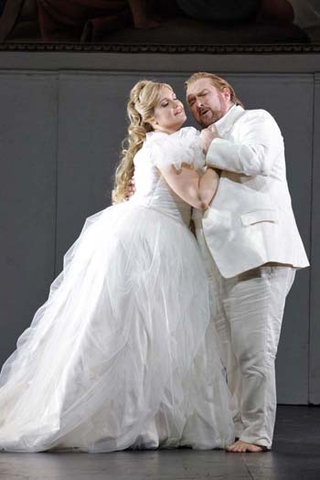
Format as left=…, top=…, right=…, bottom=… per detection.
left=0, top=73, right=308, bottom=454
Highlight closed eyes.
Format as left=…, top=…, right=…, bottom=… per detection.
left=188, top=91, right=208, bottom=106
left=160, top=96, right=178, bottom=108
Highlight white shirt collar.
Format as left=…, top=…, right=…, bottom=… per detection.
left=213, top=104, right=245, bottom=137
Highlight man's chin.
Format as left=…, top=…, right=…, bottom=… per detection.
left=199, top=119, right=213, bottom=128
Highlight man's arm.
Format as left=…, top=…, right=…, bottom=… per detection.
left=204, top=111, right=283, bottom=177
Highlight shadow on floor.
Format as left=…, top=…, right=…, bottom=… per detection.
left=0, top=406, right=319, bottom=480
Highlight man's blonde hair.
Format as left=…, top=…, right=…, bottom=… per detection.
left=185, top=72, right=244, bottom=108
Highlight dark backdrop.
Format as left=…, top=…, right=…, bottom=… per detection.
left=0, top=67, right=318, bottom=405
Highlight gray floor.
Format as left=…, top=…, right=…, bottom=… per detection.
left=0, top=406, right=319, bottom=480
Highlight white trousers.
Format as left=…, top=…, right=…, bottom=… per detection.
left=196, top=226, right=296, bottom=449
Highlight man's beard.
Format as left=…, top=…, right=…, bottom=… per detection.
left=199, top=103, right=233, bottom=128
left=199, top=111, right=222, bottom=128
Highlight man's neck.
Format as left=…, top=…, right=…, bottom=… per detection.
left=213, top=103, right=236, bottom=125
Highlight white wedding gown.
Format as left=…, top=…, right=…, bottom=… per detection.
left=0, top=127, right=234, bottom=453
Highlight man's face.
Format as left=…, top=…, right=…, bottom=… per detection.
left=186, top=78, right=232, bottom=128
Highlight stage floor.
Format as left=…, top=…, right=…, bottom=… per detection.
left=0, top=406, right=319, bottom=479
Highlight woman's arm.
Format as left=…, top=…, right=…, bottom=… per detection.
left=159, top=164, right=219, bottom=210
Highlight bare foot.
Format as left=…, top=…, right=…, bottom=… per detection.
left=226, top=440, right=267, bottom=453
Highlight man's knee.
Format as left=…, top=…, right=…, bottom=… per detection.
left=236, top=351, right=273, bottom=379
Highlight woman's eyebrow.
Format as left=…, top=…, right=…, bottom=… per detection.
left=159, top=96, right=170, bottom=103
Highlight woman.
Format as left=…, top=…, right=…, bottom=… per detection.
left=0, top=80, right=234, bottom=453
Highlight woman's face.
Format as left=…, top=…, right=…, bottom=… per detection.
left=151, top=86, right=187, bottom=134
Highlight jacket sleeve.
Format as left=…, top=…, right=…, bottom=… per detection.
left=206, top=111, right=283, bottom=176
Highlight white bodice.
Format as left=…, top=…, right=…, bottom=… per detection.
left=130, top=127, right=204, bottom=226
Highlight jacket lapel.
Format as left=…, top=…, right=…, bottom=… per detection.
left=214, top=105, right=246, bottom=138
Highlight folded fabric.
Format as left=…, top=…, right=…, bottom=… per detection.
left=0, top=0, right=25, bottom=40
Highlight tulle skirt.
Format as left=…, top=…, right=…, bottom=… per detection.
left=0, top=202, right=234, bottom=452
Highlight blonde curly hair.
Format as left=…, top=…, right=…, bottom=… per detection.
left=112, top=79, right=171, bottom=204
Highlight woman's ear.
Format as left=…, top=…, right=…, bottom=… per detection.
left=149, top=117, right=158, bottom=130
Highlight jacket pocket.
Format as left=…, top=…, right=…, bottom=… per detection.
left=240, top=210, right=278, bottom=227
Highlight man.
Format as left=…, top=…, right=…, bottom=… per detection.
left=186, top=72, right=309, bottom=453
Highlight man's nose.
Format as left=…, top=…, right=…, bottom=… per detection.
left=195, top=98, right=203, bottom=109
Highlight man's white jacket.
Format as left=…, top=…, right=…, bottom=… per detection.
left=194, top=104, right=309, bottom=278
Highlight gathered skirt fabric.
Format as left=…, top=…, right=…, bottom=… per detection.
left=0, top=202, right=234, bottom=452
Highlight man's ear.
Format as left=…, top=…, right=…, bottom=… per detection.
left=222, top=87, right=231, bottom=101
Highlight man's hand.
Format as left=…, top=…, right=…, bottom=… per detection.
left=200, top=125, right=219, bottom=155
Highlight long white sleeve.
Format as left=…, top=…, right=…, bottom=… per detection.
left=206, top=110, right=284, bottom=177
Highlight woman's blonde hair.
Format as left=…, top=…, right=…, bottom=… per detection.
left=185, top=72, right=244, bottom=108
left=112, top=79, right=170, bottom=204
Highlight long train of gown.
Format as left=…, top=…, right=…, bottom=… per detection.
left=0, top=127, right=234, bottom=452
